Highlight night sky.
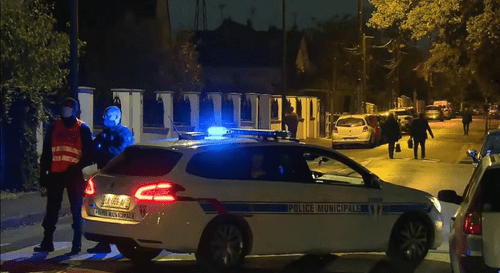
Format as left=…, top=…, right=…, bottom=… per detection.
left=170, top=0, right=371, bottom=33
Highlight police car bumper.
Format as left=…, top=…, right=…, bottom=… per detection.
left=82, top=202, right=207, bottom=253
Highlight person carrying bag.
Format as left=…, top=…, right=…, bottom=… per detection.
left=408, top=138, right=413, bottom=149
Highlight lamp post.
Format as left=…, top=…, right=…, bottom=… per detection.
left=281, top=0, right=287, bottom=130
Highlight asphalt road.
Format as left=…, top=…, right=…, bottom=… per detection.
left=1, top=118, right=498, bottom=273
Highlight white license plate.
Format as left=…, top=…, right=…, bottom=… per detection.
left=93, top=209, right=135, bottom=220
left=102, top=194, right=131, bottom=209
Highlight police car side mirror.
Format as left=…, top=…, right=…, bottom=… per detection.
left=438, top=190, right=462, bottom=205
left=370, top=175, right=381, bottom=188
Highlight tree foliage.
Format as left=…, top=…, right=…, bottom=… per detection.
left=1, top=0, right=79, bottom=190
left=160, top=30, right=202, bottom=92
left=368, top=0, right=500, bottom=99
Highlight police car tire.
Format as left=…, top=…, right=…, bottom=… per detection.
left=196, top=221, right=247, bottom=271
left=116, top=244, right=161, bottom=263
left=387, top=216, right=432, bottom=265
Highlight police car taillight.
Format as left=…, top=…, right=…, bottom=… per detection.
left=134, top=182, right=184, bottom=203
left=362, top=126, right=369, bottom=132
left=333, top=126, right=338, bottom=133
left=85, top=177, right=96, bottom=197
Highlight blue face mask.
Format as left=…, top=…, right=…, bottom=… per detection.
left=61, top=107, right=74, bottom=118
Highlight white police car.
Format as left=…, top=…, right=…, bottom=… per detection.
left=82, top=127, right=443, bottom=269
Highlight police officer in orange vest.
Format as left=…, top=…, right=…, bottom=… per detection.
left=34, top=98, right=93, bottom=253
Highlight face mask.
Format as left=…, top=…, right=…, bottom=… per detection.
left=103, top=113, right=120, bottom=127
left=61, top=107, right=74, bottom=118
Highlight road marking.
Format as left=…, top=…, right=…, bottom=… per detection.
left=0, top=242, right=71, bottom=261
left=0, top=243, right=11, bottom=247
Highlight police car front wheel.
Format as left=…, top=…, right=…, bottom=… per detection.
left=388, top=217, right=431, bottom=264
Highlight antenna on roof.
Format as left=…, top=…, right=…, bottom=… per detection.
left=168, top=115, right=180, bottom=139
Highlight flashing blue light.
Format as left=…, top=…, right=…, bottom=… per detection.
left=208, top=126, right=228, bottom=137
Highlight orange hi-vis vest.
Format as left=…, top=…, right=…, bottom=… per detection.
left=51, top=118, right=83, bottom=172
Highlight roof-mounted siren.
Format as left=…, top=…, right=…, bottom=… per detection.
left=229, top=128, right=291, bottom=140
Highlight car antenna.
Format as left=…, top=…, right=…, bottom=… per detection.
left=168, top=115, right=181, bottom=138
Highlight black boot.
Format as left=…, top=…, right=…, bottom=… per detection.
left=34, top=236, right=54, bottom=252
left=87, top=242, right=112, bottom=254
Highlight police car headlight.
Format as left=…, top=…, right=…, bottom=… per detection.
left=428, top=196, right=442, bottom=213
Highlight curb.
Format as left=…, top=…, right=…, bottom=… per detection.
left=1, top=207, right=72, bottom=231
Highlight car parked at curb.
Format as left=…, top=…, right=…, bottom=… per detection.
left=332, top=114, right=378, bottom=148
left=467, top=129, right=500, bottom=164
left=438, top=154, right=500, bottom=273
left=82, top=128, right=443, bottom=270
left=425, top=105, right=445, bottom=122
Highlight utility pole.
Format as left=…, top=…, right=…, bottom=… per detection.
left=281, top=0, right=287, bottom=130
left=70, top=0, right=79, bottom=100
left=358, top=0, right=363, bottom=113
left=331, top=44, right=338, bottom=135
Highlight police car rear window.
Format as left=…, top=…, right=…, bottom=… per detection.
left=100, top=146, right=182, bottom=176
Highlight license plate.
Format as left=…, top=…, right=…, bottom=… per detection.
left=102, top=194, right=131, bottom=209
left=93, top=209, right=135, bottom=220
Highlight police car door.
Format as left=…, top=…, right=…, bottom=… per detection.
left=301, top=147, right=382, bottom=251
left=480, top=166, right=500, bottom=268
left=241, top=146, right=328, bottom=255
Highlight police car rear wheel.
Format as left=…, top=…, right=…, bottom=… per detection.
left=116, top=244, right=161, bottom=263
left=389, top=218, right=430, bottom=264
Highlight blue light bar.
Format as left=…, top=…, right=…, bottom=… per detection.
left=207, top=126, right=228, bottom=137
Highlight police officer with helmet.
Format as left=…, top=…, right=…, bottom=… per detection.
left=86, top=106, right=134, bottom=253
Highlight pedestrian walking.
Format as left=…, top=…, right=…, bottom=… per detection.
left=87, top=106, right=134, bottom=253
left=382, top=113, right=401, bottom=159
left=284, top=106, right=299, bottom=139
left=462, top=108, right=473, bottom=135
left=410, top=112, right=434, bottom=159
left=35, top=98, right=93, bottom=253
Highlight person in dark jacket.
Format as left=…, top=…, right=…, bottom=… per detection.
left=284, top=106, right=299, bottom=139
left=35, top=98, right=93, bottom=254
left=410, top=112, right=434, bottom=159
left=462, top=108, right=473, bottom=135
left=382, top=113, right=401, bottom=159
left=87, top=106, right=134, bottom=253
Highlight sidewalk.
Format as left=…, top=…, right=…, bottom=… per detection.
left=1, top=191, right=71, bottom=231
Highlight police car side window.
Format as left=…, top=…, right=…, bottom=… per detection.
left=481, top=168, right=500, bottom=212
left=186, top=148, right=252, bottom=180
left=303, top=151, right=365, bottom=186
left=259, top=147, right=312, bottom=183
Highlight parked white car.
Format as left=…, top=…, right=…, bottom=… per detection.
left=82, top=128, right=442, bottom=270
left=332, top=114, right=377, bottom=148
left=438, top=153, right=500, bottom=273
left=390, top=109, right=414, bottom=133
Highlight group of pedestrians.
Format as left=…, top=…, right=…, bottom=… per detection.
left=382, top=112, right=434, bottom=160
left=34, top=98, right=134, bottom=254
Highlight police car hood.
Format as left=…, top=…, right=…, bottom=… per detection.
left=379, top=180, right=433, bottom=204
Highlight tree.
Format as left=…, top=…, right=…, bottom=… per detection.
left=1, top=0, right=79, bottom=190
left=368, top=0, right=500, bottom=100
left=159, top=30, right=202, bottom=92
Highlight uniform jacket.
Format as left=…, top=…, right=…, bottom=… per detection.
left=93, top=125, right=134, bottom=169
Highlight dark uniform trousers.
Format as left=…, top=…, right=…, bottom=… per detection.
left=42, top=169, right=85, bottom=247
